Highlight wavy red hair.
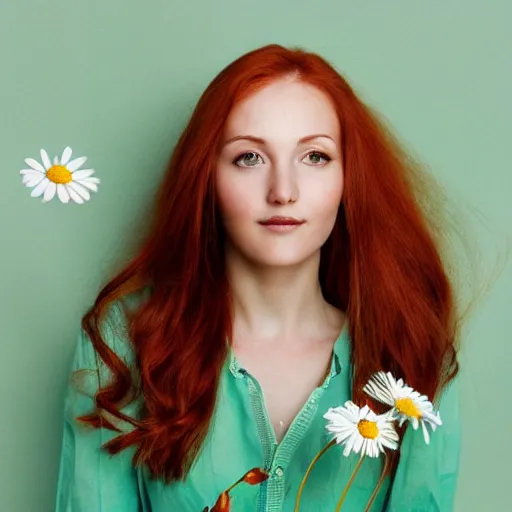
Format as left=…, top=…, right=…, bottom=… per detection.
left=76, top=44, right=495, bottom=484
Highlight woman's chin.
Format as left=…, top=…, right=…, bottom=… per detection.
left=245, top=251, right=318, bottom=269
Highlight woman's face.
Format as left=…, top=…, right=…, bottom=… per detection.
left=215, top=78, right=344, bottom=268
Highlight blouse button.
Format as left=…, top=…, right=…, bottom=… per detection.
left=275, top=466, right=284, bottom=477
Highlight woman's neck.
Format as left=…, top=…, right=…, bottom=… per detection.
left=226, top=249, right=341, bottom=346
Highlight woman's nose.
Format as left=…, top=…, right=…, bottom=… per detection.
left=266, top=166, right=298, bottom=205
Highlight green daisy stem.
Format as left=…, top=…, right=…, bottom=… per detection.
left=294, top=439, right=336, bottom=512
left=364, top=452, right=390, bottom=512
left=334, top=455, right=365, bottom=512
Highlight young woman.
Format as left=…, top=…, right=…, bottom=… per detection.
left=55, top=44, right=468, bottom=511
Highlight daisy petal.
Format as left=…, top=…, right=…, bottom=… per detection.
left=20, top=169, right=44, bottom=176
left=43, top=181, right=57, bottom=202
left=334, top=431, right=353, bottom=445
left=61, top=147, right=73, bottom=166
left=57, top=184, right=70, bottom=203
left=68, top=181, right=90, bottom=201
left=66, top=185, right=84, bottom=204
left=380, top=433, right=399, bottom=451
left=79, top=180, right=98, bottom=192
left=353, top=432, right=364, bottom=454
left=385, top=372, right=399, bottom=393
left=67, top=156, right=87, bottom=172
left=359, top=405, right=371, bottom=419
left=343, top=433, right=357, bottom=457
left=31, top=178, right=50, bottom=197
left=424, top=410, right=442, bottom=427
left=21, top=172, right=41, bottom=183
left=360, top=438, right=368, bottom=457
left=25, top=158, right=45, bottom=173
left=24, top=175, right=45, bottom=187
left=370, top=440, right=380, bottom=458
left=331, top=405, right=358, bottom=423
left=421, top=421, right=430, bottom=445
left=72, top=169, right=95, bottom=180
left=40, top=149, right=52, bottom=170
left=364, top=373, right=396, bottom=406
left=344, top=401, right=359, bottom=412
left=367, top=440, right=377, bottom=458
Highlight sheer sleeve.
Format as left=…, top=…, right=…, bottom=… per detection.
left=385, top=374, right=461, bottom=511
left=54, top=303, right=142, bottom=512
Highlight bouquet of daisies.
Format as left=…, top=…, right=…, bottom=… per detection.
left=204, top=371, right=442, bottom=512
left=295, top=371, right=443, bottom=512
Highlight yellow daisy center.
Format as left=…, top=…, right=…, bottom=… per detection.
left=395, top=397, right=421, bottom=418
left=46, top=165, right=72, bottom=184
left=357, top=419, right=379, bottom=439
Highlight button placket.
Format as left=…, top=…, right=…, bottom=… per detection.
left=243, top=363, right=333, bottom=511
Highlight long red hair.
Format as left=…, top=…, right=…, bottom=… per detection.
left=76, top=44, right=497, bottom=484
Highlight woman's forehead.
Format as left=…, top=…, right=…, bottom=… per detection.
left=224, top=80, right=340, bottom=143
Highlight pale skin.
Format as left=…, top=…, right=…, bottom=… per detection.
left=215, top=77, right=346, bottom=443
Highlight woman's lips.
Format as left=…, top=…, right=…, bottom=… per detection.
left=258, top=217, right=305, bottom=225
left=260, top=224, right=304, bottom=233
left=258, top=219, right=306, bottom=233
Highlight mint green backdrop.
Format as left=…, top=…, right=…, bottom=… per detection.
left=1, top=1, right=510, bottom=511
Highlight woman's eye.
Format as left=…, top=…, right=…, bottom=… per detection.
left=233, top=151, right=330, bottom=168
left=305, top=151, right=331, bottom=166
left=234, top=152, right=262, bottom=167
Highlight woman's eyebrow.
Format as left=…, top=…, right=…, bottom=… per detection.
left=224, top=134, right=336, bottom=146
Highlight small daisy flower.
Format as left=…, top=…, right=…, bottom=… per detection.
left=323, top=400, right=399, bottom=458
left=20, top=147, right=100, bottom=204
left=363, top=371, right=442, bottom=445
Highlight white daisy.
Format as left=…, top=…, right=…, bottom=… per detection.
left=323, top=400, right=399, bottom=458
left=20, top=147, right=100, bottom=204
left=363, top=371, right=442, bottom=445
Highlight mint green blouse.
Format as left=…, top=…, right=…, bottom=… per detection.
left=55, top=300, right=461, bottom=511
